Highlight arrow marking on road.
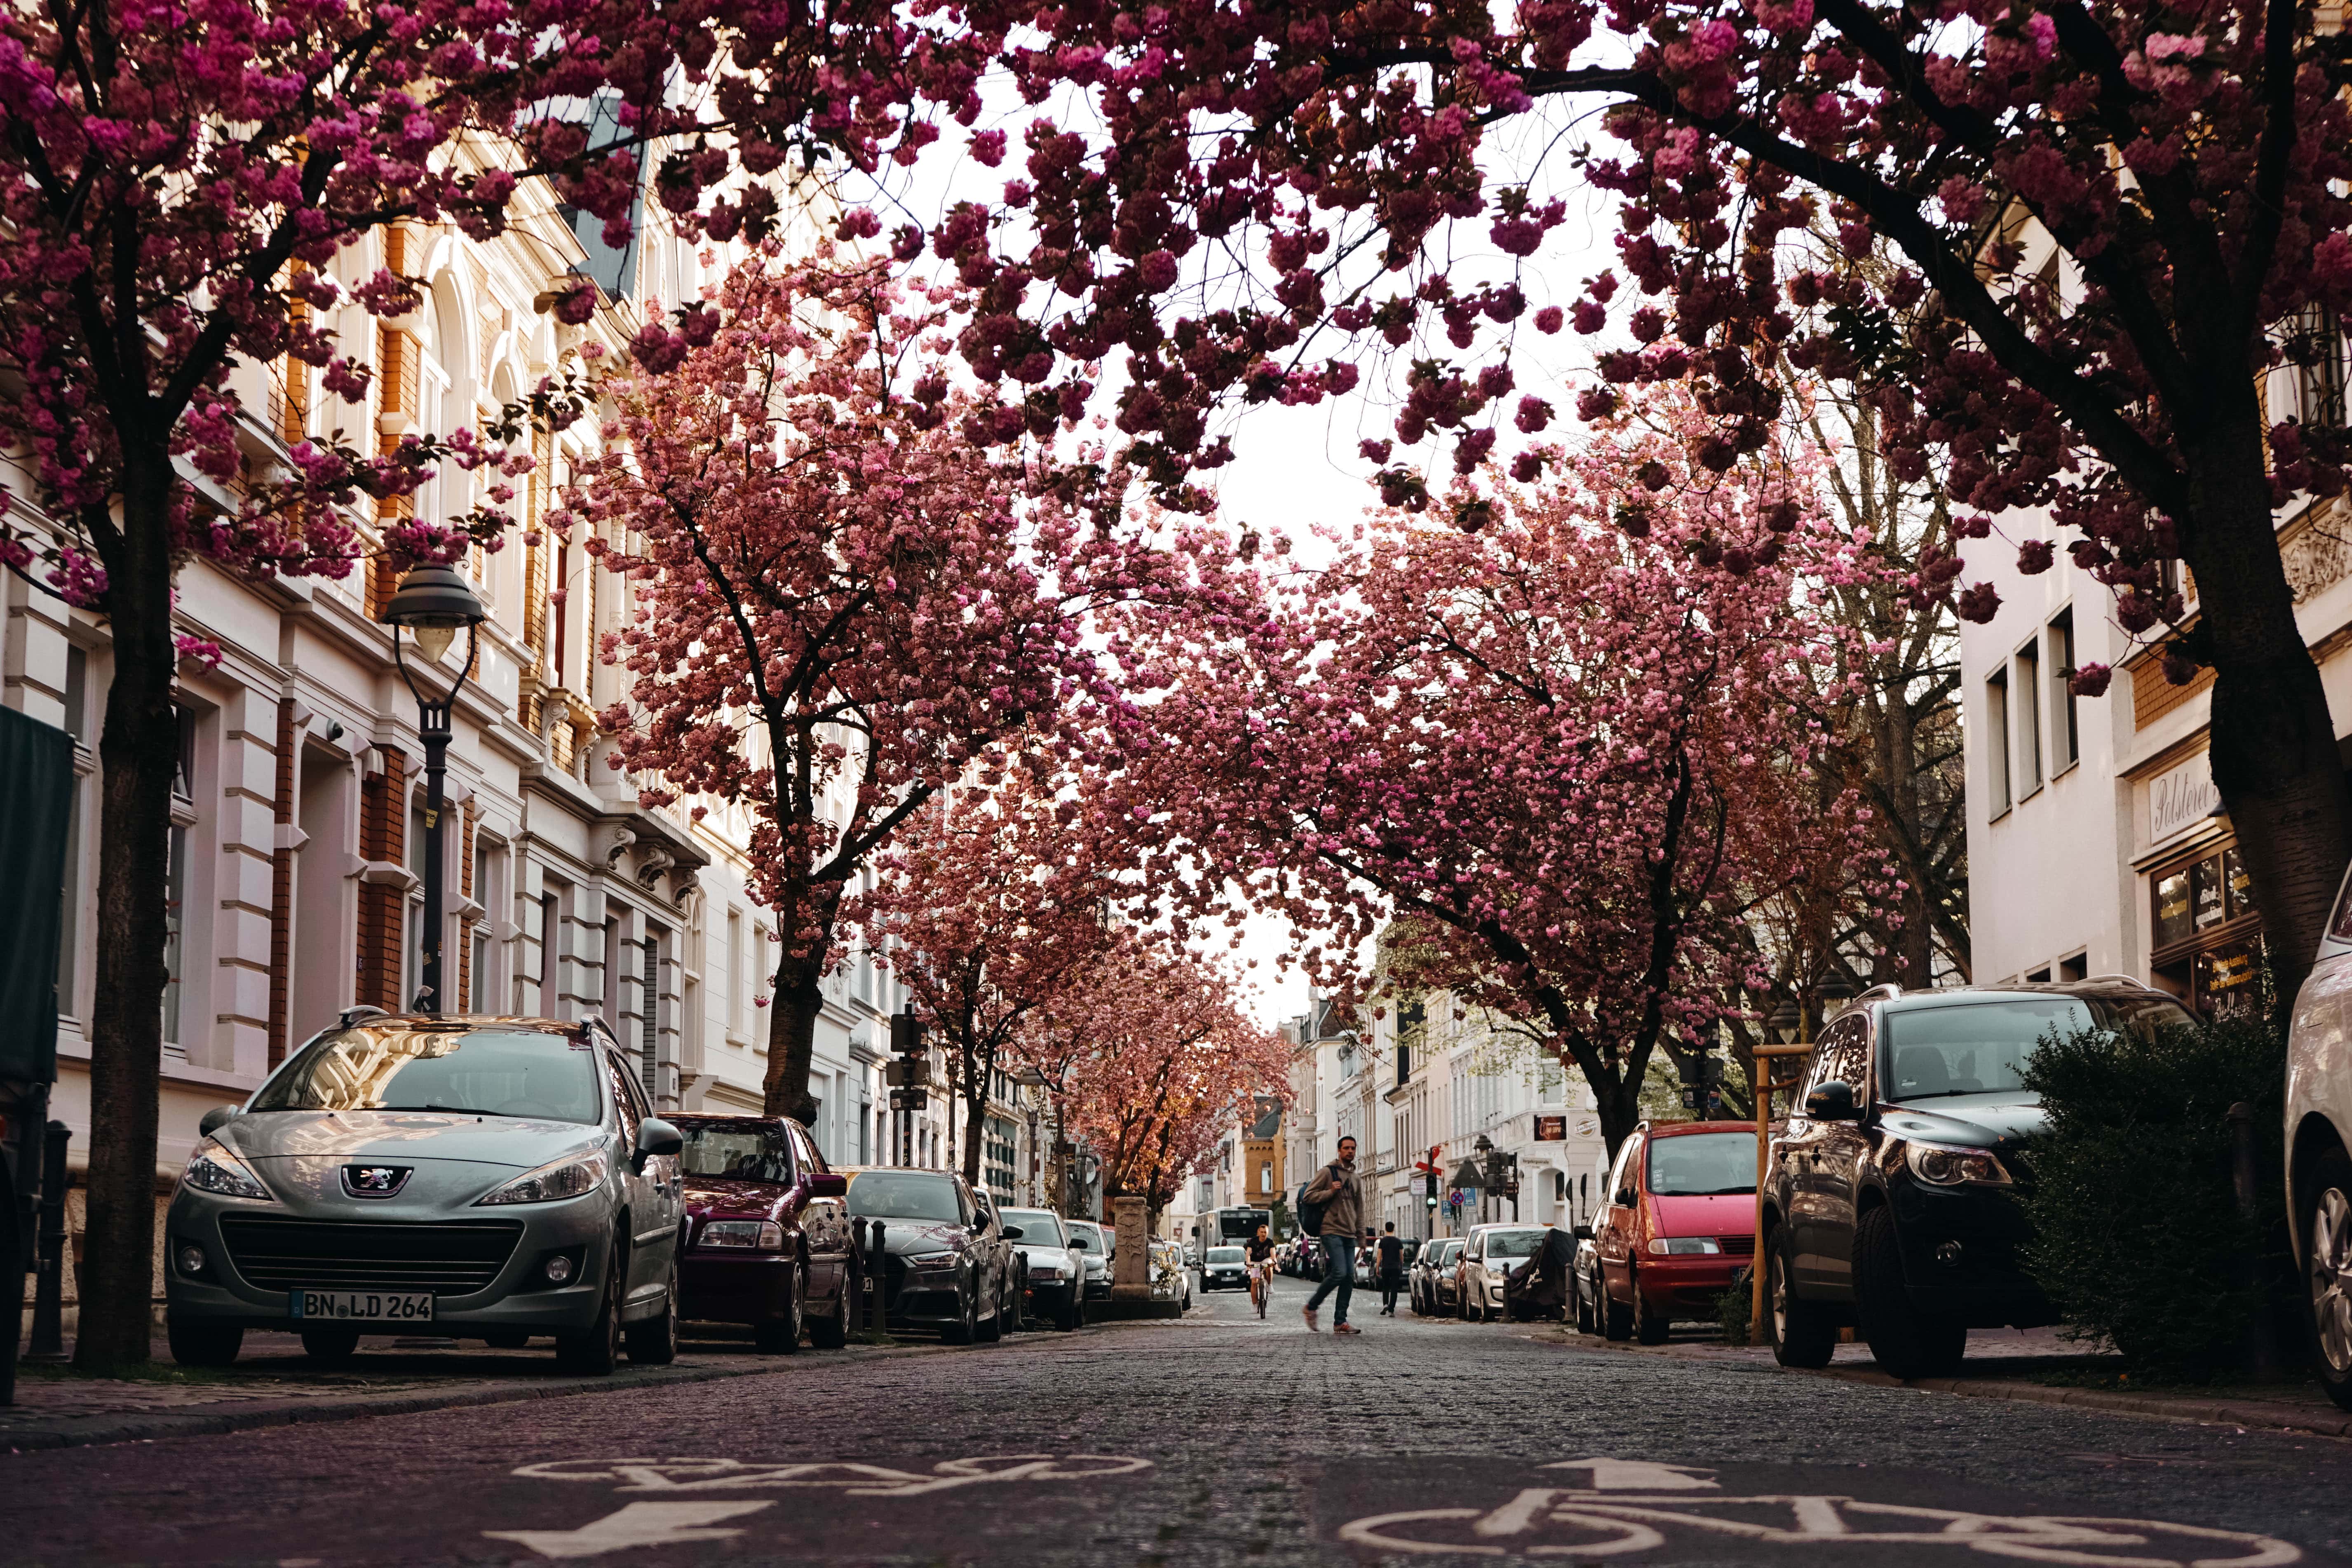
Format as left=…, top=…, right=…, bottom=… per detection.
left=1539, top=1458, right=1721, bottom=1491
left=484, top=1500, right=773, bottom=1559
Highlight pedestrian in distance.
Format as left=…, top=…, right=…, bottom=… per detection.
left=1301, top=1135, right=1364, bottom=1334
left=1377, top=1221, right=1406, bottom=1316
left=1246, top=1223, right=1275, bottom=1319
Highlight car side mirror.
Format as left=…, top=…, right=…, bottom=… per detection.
left=634, top=1117, right=683, bottom=1170
left=805, top=1171, right=847, bottom=1199
left=1001, top=1226, right=1025, bottom=1241
left=1805, top=1080, right=1859, bottom=1121
left=1573, top=1224, right=1594, bottom=1241
left=198, top=1103, right=240, bottom=1138
left=1066, top=1235, right=1088, bottom=1250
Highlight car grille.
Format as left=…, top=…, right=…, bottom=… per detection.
left=1720, top=1234, right=1755, bottom=1256
left=220, top=1216, right=525, bottom=1296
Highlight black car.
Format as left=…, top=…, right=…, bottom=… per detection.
left=839, top=1167, right=1013, bottom=1343
left=1763, top=980, right=2192, bottom=1378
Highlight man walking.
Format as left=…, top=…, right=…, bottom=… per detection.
left=1377, top=1221, right=1406, bottom=1316
left=1302, top=1136, right=1364, bottom=1334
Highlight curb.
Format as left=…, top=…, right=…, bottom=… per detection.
left=1, top=1338, right=960, bottom=1455
left=1523, top=1329, right=2352, bottom=1441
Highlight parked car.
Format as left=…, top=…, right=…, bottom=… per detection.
left=1148, top=1237, right=1193, bottom=1307
left=1353, top=1240, right=1376, bottom=1289
left=839, top=1167, right=1012, bottom=1343
left=167, top=1013, right=685, bottom=1373
left=1456, top=1224, right=1545, bottom=1322
left=1409, top=1237, right=1458, bottom=1315
left=1764, top=979, right=2194, bottom=1378
left=997, top=1206, right=1086, bottom=1331
left=973, top=1190, right=1027, bottom=1332
left=1065, top=1219, right=1113, bottom=1301
left=670, top=1112, right=853, bottom=1353
left=1591, top=1121, right=1756, bottom=1345
left=1417, top=1237, right=1465, bottom=1314
left=2292, top=868, right=2352, bottom=1411
left=1202, top=1244, right=1249, bottom=1291
left=1569, top=1226, right=1602, bottom=1334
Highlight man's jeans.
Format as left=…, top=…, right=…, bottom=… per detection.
left=1305, top=1234, right=1354, bottom=1324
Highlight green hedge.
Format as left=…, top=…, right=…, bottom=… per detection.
left=2017, top=1014, right=2289, bottom=1379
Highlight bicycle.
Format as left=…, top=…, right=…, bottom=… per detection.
left=1248, top=1260, right=1272, bottom=1318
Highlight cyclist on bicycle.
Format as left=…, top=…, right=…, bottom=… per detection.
left=1246, top=1223, right=1277, bottom=1317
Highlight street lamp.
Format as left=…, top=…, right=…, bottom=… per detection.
left=379, top=563, right=489, bottom=1015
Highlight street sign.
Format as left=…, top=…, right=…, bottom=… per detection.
left=888, top=1010, right=926, bottom=1055
left=886, top=1059, right=930, bottom=1088
left=887, top=1089, right=924, bottom=1111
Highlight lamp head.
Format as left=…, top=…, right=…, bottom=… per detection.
left=381, top=565, right=488, bottom=667
left=1767, top=999, right=1802, bottom=1044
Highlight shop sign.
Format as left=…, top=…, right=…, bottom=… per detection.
left=1533, top=1115, right=1567, bottom=1141
left=2148, top=753, right=2221, bottom=846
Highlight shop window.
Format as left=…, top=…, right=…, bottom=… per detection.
left=2151, top=841, right=2262, bottom=1016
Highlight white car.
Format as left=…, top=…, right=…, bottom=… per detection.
left=997, top=1207, right=1086, bottom=1331
left=2287, top=866, right=2352, bottom=1411
left=1455, top=1223, right=1546, bottom=1322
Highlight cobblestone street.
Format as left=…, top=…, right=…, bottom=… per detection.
left=5, top=1274, right=2351, bottom=1565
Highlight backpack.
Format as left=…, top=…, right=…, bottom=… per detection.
left=1295, top=1176, right=1328, bottom=1237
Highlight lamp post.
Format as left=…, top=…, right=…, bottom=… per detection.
left=379, top=564, right=489, bottom=1016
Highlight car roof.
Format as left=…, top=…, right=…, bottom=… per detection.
left=1842, top=979, right=2176, bottom=1021
left=1640, top=1119, right=1755, bottom=1139
left=835, top=1166, right=962, bottom=1181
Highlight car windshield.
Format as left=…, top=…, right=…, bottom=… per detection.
left=1880, top=998, right=2096, bottom=1101
left=677, top=1122, right=794, bottom=1185
left=252, top=1026, right=600, bottom=1123
left=1482, top=1230, right=1544, bottom=1259
left=1648, top=1131, right=1758, bottom=1195
left=847, top=1172, right=962, bottom=1223
left=1069, top=1224, right=1103, bottom=1246
left=1208, top=1246, right=1244, bottom=1263
left=1001, top=1209, right=1065, bottom=1246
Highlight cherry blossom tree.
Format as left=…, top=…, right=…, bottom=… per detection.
left=937, top=0, right=2352, bottom=1004
left=1019, top=939, right=1290, bottom=1225
left=854, top=768, right=1125, bottom=1188
left=1089, top=397, right=1884, bottom=1153
left=575, top=252, right=1210, bottom=1127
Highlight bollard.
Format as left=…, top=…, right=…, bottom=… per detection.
left=25, top=1121, right=70, bottom=1362
left=868, top=1221, right=889, bottom=1338
left=2225, top=1102, right=2282, bottom=1382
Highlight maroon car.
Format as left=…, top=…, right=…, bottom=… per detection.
left=674, top=1114, right=855, bottom=1352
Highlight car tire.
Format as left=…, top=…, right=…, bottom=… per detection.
left=809, top=1275, right=850, bottom=1350
left=1601, top=1275, right=1634, bottom=1342
left=167, top=1316, right=242, bottom=1368
left=942, top=1283, right=978, bottom=1345
left=1854, top=1206, right=1964, bottom=1379
left=1574, top=1273, right=1596, bottom=1336
left=1767, top=1223, right=1836, bottom=1367
left=556, top=1243, right=625, bottom=1376
left=300, top=1326, right=360, bottom=1362
left=977, top=1279, right=1004, bottom=1342
left=1635, top=1280, right=1671, bottom=1346
left=755, top=1263, right=805, bottom=1355
left=2302, top=1147, right=2352, bottom=1412
left=626, top=1253, right=681, bottom=1366
left=1003, top=1272, right=1026, bottom=1333
left=1056, top=1292, right=1083, bottom=1332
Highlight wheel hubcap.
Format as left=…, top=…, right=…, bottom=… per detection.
left=2313, top=1187, right=2352, bottom=1374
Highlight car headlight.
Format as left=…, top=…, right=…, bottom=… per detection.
left=1905, top=1141, right=2013, bottom=1187
left=1646, top=1237, right=1723, bottom=1255
left=1028, top=1263, right=1063, bottom=1281
left=477, top=1147, right=609, bottom=1205
left=181, top=1138, right=272, bottom=1201
left=907, top=1250, right=960, bottom=1273
left=699, top=1220, right=784, bottom=1249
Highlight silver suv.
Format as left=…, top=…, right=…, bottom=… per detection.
left=2289, top=867, right=2352, bottom=1411
left=166, top=1013, right=684, bottom=1373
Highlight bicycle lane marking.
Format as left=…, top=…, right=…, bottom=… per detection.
left=1325, top=1458, right=2323, bottom=1566
left=487, top=1454, right=1155, bottom=1559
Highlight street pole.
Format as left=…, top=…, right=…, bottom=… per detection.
left=1750, top=999, right=1814, bottom=1346
left=416, top=693, right=451, bottom=1013
left=378, top=565, right=487, bottom=1017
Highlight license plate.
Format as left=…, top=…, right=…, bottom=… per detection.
left=291, top=1290, right=434, bottom=1322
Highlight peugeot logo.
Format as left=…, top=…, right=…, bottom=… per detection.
left=341, top=1164, right=412, bottom=1199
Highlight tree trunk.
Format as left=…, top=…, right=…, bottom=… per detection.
left=75, top=465, right=182, bottom=1372
left=761, top=954, right=823, bottom=1127
left=960, top=1053, right=988, bottom=1188
left=2183, top=429, right=2352, bottom=1014
left=1589, top=1063, right=1648, bottom=1162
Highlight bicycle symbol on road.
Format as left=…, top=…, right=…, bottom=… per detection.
left=1336, top=1460, right=2304, bottom=1566
left=489, top=1454, right=1154, bottom=1559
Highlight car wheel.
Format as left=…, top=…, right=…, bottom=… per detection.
left=1854, top=1205, right=1964, bottom=1379
left=1003, top=1271, right=1026, bottom=1333
left=1601, top=1273, right=1634, bottom=1342
left=1056, top=1291, right=1083, bottom=1332
left=809, top=1269, right=850, bottom=1350
left=1573, top=1274, right=1595, bottom=1335
left=2304, top=1148, right=2352, bottom=1412
left=556, top=1242, right=625, bottom=1376
left=755, top=1263, right=805, bottom=1355
left=942, top=1281, right=978, bottom=1345
left=977, top=1277, right=1004, bottom=1343
left=1635, top=1276, right=1671, bottom=1345
left=167, top=1316, right=242, bottom=1368
left=1766, top=1224, right=1836, bottom=1367
left=300, top=1326, right=360, bottom=1362
left=625, top=1251, right=681, bottom=1366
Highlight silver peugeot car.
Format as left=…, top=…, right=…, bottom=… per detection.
left=164, top=1010, right=685, bottom=1374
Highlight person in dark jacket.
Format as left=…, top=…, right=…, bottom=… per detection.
left=1377, top=1222, right=1406, bottom=1315
left=1302, top=1136, right=1364, bottom=1334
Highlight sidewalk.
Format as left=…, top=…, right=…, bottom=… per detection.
left=3, top=1329, right=946, bottom=1453
left=1525, top=1322, right=2352, bottom=1439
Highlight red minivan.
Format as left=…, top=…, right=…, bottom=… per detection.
left=1591, top=1120, right=1757, bottom=1344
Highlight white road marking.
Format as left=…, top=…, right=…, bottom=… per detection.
left=484, top=1500, right=773, bottom=1560
left=1539, top=1458, right=1721, bottom=1491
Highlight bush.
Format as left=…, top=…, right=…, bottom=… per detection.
left=2018, top=1013, right=2289, bottom=1380
left=1715, top=1267, right=1753, bottom=1347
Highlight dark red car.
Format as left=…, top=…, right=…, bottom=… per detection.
left=673, top=1114, right=855, bottom=1353
left=1591, top=1120, right=1757, bottom=1344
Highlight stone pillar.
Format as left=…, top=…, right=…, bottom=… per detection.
left=1111, top=1195, right=1150, bottom=1301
